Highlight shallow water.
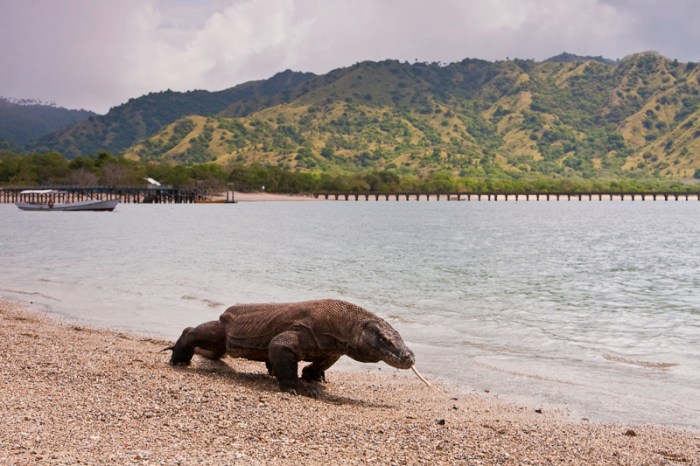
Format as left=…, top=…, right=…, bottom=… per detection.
left=1, top=200, right=699, bottom=429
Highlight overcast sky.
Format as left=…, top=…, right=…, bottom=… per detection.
left=1, top=0, right=698, bottom=114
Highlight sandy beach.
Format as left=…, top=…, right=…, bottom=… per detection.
left=227, top=192, right=321, bottom=202
left=1, top=299, right=698, bottom=465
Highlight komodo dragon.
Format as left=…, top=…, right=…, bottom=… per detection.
left=165, top=299, right=432, bottom=396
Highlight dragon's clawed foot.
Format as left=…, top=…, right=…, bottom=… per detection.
left=301, top=366, right=327, bottom=383
left=280, top=382, right=321, bottom=398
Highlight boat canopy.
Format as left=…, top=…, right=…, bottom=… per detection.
left=20, top=189, right=59, bottom=194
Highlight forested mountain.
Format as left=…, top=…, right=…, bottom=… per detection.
left=0, top=98, right=94, bottom=149
left=31, top=70, right=316, bottom=158
left=27, top=52, right=700, bottom=180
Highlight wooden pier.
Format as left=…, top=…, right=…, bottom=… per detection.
left=315, top=191, right=700, bottom=202
left=4, top=187, right=699, bottom=204
left=0, top=186, right=200, bottom=204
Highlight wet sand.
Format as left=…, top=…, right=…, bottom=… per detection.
left=1, top=299, right=698, bottom=465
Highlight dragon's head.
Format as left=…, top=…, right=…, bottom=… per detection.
left=350, top=319, right=415, bottom=369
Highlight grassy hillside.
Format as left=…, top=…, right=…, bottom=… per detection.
left=125, top=52, right=700, bottom=180
left=31, top=70, right=315, bottom=158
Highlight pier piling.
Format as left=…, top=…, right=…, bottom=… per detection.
left=311, top=191, right=700, bottom=202
left=1, top=186, right=199, bottom=204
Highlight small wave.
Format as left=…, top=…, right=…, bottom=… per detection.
left=386, top=313, right=417, bottom=324
left=38, top=278, right=65, bottom=284
left=180, top=294, right=224, bottom=308
left=0, top=288, right=60, bottom=301
left=472, top=359, right=581, bottom=386
left=603, top=354, right=678, bottom=370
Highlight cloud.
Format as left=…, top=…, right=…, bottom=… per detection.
left=600, top=0, right=700, bottom=60
left=0, top=0, right=697, bottom=113
left=0, top=0, right=160, bottom=111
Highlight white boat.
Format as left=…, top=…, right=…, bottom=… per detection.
left=15, top=190, right=119, bottom=211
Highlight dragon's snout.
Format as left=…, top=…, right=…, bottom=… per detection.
left=396, top=348, right=415, bottom=369
left=382, top=345, right=415, bottom=369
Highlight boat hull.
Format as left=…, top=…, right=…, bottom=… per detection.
left=15, top=199, right=119, bottom=212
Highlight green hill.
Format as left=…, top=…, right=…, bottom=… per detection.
left=31, top=70, right=316, bottom=158
left=0, top=97, right=94, bottom=149
left=124, top=52, right=700, bottom=180
left=26, top=52, right=700, bottom=181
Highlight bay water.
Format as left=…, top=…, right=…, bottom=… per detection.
left=1, top=200, right=698, bottom=429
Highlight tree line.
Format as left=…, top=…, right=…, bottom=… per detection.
left=0, top=150, right=696, bottom=194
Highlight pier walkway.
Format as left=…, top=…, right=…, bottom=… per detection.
left=3, top=187, right=699, bottom=204
left=315, top=191, right=700, bottom=201
left=0, top=186, right=199, bottom=204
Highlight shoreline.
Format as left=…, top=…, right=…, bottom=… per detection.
left=228, top=191, right=321, bottom=202
left=1, top=299, right=698, bottom=465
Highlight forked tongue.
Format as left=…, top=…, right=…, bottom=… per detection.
left=411, top=365, right=437, bottom=390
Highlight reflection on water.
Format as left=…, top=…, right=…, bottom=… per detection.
left=1, top=201, right=699, bottom=429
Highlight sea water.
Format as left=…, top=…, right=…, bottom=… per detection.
left=1, top=201, right=698, bottom=429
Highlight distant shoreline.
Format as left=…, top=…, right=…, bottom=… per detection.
left=1, top=297, right=698, bottom=464
left=2, top=188, right=698, bottom=205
